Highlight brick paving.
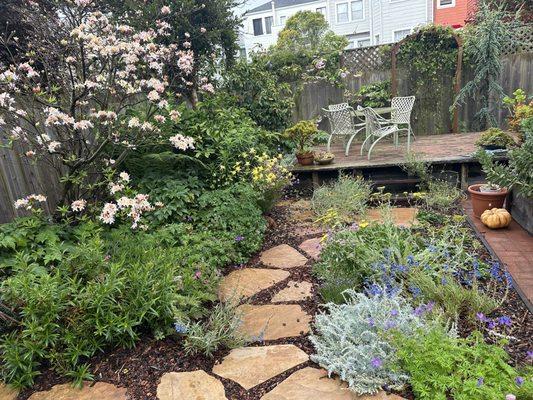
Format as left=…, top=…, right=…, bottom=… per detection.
left=464, top=200, right=533, bottom=306
left=292, top=132, right=484, bottom=171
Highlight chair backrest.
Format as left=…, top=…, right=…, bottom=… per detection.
left=359, top=107, right=382, bottom=135
left=324, top=103, right=354, bottom=136
left=391, top=96, right=415, bottom=124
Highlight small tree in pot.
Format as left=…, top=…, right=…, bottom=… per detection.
left=284, top=120, right=319, bottom=165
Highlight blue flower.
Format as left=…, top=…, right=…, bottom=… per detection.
left=498, top=316, right=512, bottom=327
left=371, top=357, right=383, bottom=368
left=174, top=322, right=188, bottom=334
left=409, top=285, right=421, bottom=298
left=515, top=376, right=524, bottom=386
left=367, top=317, right=375, bottom=327
left=527, top=350, right=533, bottom=360
left=441, top=277, right=448, bottom=285
left=366, top=283, right=382, bottom=296
left=406, top=255, right=415, bottom=265
left=235, top=235, right=244, bottom=242
left=476, top=312, right=487, bottom=322
left=390, top=309, right=399, bottom=317
left=477, top=377, right=484, bottom=387
left=427, top=245, right=437, bottom=253
left=490, top=262, right=502, bottom=281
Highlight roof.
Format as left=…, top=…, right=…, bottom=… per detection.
left=246, top=0, right=319, bottom=14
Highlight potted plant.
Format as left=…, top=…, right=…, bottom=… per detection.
left=284, top=120, right=319, bottom=166
left=475, top=128, right=515, bottom=150
left=467, top=182, right=508, bottom=218
left=314, top=151, right=335, bottom=165
left=477, top=125, right=533, bottom=232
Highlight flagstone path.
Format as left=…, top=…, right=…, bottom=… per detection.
left=20, top=203, right=412, bottom=400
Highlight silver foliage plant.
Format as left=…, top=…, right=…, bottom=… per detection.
left=310, top=288, right=426, bottom=395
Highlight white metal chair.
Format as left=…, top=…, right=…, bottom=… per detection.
left=322, top=103, right=366, bottom=156
left=359, top=106, right=400, bottom=160
left=390, top=96, right=416, bottom=148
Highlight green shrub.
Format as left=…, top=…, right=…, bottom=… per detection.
left=222, top=61, right=294, bottom=132
left=476, top=128, right=515, bottom=148
left=311, top=288, right=426, bottom=395
left=314, top=222, right=422, bottom=301
left=423, top=179, right=464, bottom=212
left=347, top=80, right=391, bottom=108
left=395, top=328, right=533, bottom=400
left=312, top=175, right=371, bottom=225
left=181, top=301, right=246, bottom=357
left=0, top=225, right=218, bottom=388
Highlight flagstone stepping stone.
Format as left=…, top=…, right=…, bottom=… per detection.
left=28, top=382, right=127, bottom=400
left=271, top=281, right=313, bottom=303
left=218, top=268, right=290, bottom=302
left=157, top=370, right=227, bottom=400
left=260, top=367, right=406, bottom=400
left=298, top=237, right=322, bottom=260
left=236, top=304, right=311, bottom=340
left=260, top=244, right=308, bottom=269
left=0, top=383, right=18, bottom=400
left=212, top=345, right=308, bottom=390
left=364, top=208, right=418, bottom=227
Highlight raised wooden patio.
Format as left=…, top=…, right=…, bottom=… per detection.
left=291, top=132, right=507, bottom=189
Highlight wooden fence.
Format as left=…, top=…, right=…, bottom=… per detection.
left=294, top=52, right=533, bottom=134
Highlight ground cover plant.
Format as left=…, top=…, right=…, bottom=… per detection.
left=311, top=171, right=533, bottom=398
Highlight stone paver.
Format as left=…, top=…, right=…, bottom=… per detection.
left=28, top=382, right=127, bottom=400
left=157, top=370, right=227, bottom=400
left=212, top=345, right=309, bottom=390
left=464, top=200, right=533, bottom=304
left=364, top=208, right=418, bottom=227
left=236, top=304, right=311, bottom=340
left=298, top=238, right=322, bottom=260
left=260, top=368, right=406, bottom=400
left=260, top=244, right=308, bottom=269
left=0, top=383, right=18, bottom=400
left=218, top=268, right=290, bottom=302
left=271, top=281, right=313, bottom=303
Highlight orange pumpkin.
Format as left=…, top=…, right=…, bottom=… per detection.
left=480, top=208, right=511, bottom=229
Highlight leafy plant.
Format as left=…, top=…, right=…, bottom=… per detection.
left=347, top=80, right=391, bottom=108
left=503, top=89, right=533, bottom=134
left=476, top=128, right=515, bottom=148
left=395, top=327, right=533, bottom=400
left=181, top=301, right=246, bottom=357
left=284, top=120, right=319, bottom=155
left=221, top=60, right=294, bottom=131
left=312, top=174, right=371, bottom=224
left=310, top=288, right=426, bottom=395
left=477, top=134, right=533, bottom=198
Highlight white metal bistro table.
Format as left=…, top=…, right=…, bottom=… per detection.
left=352, top=107, right=397, bottom=150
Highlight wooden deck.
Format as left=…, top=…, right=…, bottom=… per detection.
left=291, top=132, right=486, bottom=172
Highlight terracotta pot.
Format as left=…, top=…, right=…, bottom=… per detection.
left=296, top=152, right=314, bottom=166
left=468, top=184, right=508, bottom=218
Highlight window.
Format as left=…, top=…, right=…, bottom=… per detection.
left=438, top=0, right=455, bottom=7
left=279, top=15, right=286, bottom=25
left=393, top=28, right=411, bottom=42
left=239, top=48, right=247, bottom=59
left=351, top=0, right=363, bottom=20
left=253, top=18, right=263, bottom=36
left=346, top=40, right=356, bottom=49
left=265, top=16, right=273, bottom=34
left=357, top=38, right=371, bottom=47
left=336, top=3, right=349, bottom=23
left=316, top=6, right=327, bottom=16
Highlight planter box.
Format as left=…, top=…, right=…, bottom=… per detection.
left=511, top=190, right=533, bottom=235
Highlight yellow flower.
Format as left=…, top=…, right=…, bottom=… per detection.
left=359, top=220, right=369, bottom=228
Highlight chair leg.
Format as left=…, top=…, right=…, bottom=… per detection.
left=345, top=134, right=357, bottom=156
left=409, top=125, right=416, bottom=141
left=394, top=132, right=399, bottom=147
left=361, top=135, right=372, bottom=156
left=327, top=135, right=333, bottom=152
left=407, top=128, right=411, bottom=152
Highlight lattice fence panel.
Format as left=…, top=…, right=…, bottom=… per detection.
left=502, top=24, right=533, bottom=56
left=341, top=45, right=390, bottom=73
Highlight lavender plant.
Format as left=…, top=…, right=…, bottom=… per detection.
left=310, top=288, right=427, bottom=395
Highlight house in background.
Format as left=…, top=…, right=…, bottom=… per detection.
left=238, top=0, right=434, bottom=58
left=434, top=0, right=477, bottom=28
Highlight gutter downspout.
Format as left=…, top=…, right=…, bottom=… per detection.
left=272, top=0, right=277, bottom=26
left=370, top=0, right=374, bottom=44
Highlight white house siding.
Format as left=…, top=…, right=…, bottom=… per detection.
left=239, top=0, right=433, bottom=56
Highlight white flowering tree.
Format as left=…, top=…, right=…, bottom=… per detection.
left=0, top=0, right=201, bottom=212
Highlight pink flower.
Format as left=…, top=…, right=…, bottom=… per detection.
left=506, top=395, right=516, bottom=400
left=200, top=27, right=206, bottom=33
left=99, top=203, right=118, bottom=224
left=71, top=199, right=87, bottom=212
left=169, top=134, right=194, bottom=151
left=161, top=5, right=171, bottom=15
